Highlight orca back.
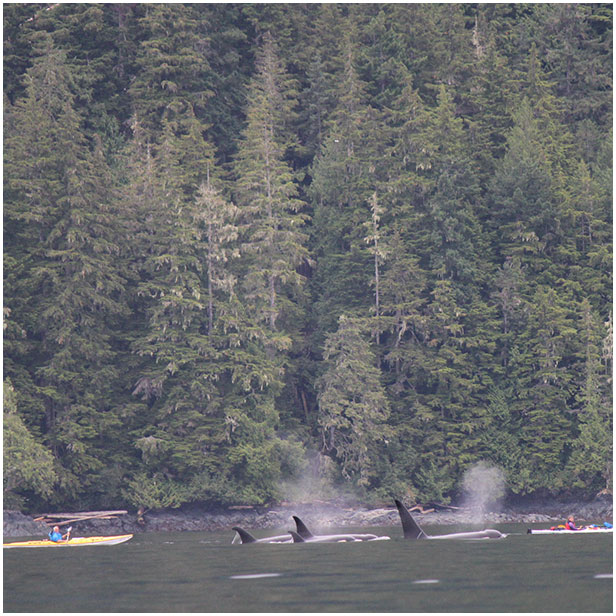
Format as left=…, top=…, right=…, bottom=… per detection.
left=394, top=499, right=428, bottom=539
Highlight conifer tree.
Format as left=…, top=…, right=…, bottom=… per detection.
left=300, top=49, right=333, bottom=158
left=129, top=4, right=213, bottom=140
left=429, top=3, right=476, bottom=94
left=3, top=379, right=57, bottom=509
left=409, top=84, right=498, bottom=486
left=377, top=62, right=432, bottom=390
left=125, top=113, right=244, bottom=506
left=559, top=158, right=612, bottom=307
left=299, top=3, right=345, bottom=158
left=525, top=3, right=613, bottom=128
left=418, top=85, right=486, bottom=288
left=514, top=287, right=577, bottom=492
left=317, top=316, right=391, bottom=487
left=309, top=22, right=385, bottom=341
left=226, top=31, right=310, bottom=503
left=520, top=43, right=577, bottom=188
left=489, top=98, right=557, bottom=272
left=468, top=6, right=520, bottom=180
left=379, top=230, right=429, bottom=391
left=4, top=35, right=128, bottom=505
left=491, top=257, right=528, bottom=368
left=568, top=300, right=613, bottom=492
left=382, top=62, right=433, bottom=207
left=234, top=31, right=309, bottom=335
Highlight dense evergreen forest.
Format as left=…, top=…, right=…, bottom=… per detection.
left=3, top=3, right=613, bottom=513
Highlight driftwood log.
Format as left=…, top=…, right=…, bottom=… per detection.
left=34, top=510, right=128, bottom=527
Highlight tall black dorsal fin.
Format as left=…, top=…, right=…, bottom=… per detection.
left=394, top=499, right=428, bottom=539
left=232, top=526, right=257, bottom=544
left=289, top=530, right=305, bottom=543
left=293, top=516, right=314, bottom=539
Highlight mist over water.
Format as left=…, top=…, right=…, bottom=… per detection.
left=281, top=451, right=336, bottom=504
left=279, top=451, right=389, bottom=529
left=460, top=462, right=506, bottom=524
left=278, top=451, right=358, bottom=527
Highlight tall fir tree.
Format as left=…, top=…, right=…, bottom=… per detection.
left=124, top=109, right=248, bottom=507
left=317, top=316, right=391, bottom=487
left=128, top=4, right=213, bottom=141
left=234, top=32, right=308, bottom=335
left=567, top=299, right=612, bottom=492
left=309, top=21, right=386, bottom=345
left=489, top=97, right=558, bottom=276
left=4, top=35, right=129, bottom=506
left=513, top=287, right=577, bottom=493
left=3, top=379, right=58, bottom=509
left=226, top=31, right=311, bottom=503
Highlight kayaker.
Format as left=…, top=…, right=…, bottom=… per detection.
left=48, top=525, right=70, bottom=542
left=564, top=515, right=583, bottom=531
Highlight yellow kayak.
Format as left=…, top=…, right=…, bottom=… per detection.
left=3, top=534, right=133, bottom=548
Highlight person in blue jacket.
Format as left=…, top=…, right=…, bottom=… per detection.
left=48, top=525, right=70, bottom=542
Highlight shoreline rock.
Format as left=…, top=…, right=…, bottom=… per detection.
left=3, top=511, right=51, bottom=538
left=3, top=494, right=612, bottom=538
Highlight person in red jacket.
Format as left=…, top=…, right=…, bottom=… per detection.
left=564, top=515, right=583, bottom=530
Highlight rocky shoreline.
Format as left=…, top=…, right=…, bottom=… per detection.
left=3, top=494, right=612, bottom=538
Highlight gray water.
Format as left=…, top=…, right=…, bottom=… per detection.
left=3, top=524, right=612, bottom=612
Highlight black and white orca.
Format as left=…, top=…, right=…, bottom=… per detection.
left=394, top=499, right=505, bottom=540
left=231, top=527, right=292, bottom=544
left=291, top=516, right=390, bottom=542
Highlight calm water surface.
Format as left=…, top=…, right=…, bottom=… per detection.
left=3, top=524, right=612, bottom=612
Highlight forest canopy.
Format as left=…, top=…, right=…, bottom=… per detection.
left=3, top=3, right=612, bottom=513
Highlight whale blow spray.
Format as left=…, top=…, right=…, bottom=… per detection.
left=461, top=462, right=506, bottom=524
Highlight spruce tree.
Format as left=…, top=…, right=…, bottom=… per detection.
left=514, top=287, right=577, bottom=493
left=226, top=31, right=310, bottom=503
left=3, top=379, right=57, bottom=509
left=489, top=97, right=557, bottom=273
left=129, top=4, right=213, bottom=140
left=4, top=35, right=128, bottom=505
left=524, top=3, right=612, bottom=128
left=234, top=31, right=309, bottom=335
left=309, top=22, right=385, bottom=342
left=125, top=111, right=244, bottom=506
left=568, top=300, right=613, bottom=492
left=317, top=316, right=391, bottom=487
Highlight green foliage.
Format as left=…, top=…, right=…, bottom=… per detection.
left=4, top=35, right=131, bottom=506
left=3, top=4, right=612, bottom=511
left=122, top=473, right=188, bottom=511
left=317, top=316, right=392, bottom=487
left=3, top=380, right=57, bottom=509
left=567, top=301, right=613, bottom=492
left=233, top=32, right=309, bottom=333
left=128, top=4, right=214, bottom=140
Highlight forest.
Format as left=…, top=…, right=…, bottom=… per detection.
left=3, top=3, right=613, bottom=513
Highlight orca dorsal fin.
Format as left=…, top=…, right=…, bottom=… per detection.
left=289, top=530, right=305, bottom=543
left=394, top=499, right=428, bottom=539
left=293, top=516, right=314, bottom=539
left=232, top=526, right=257, bottom=544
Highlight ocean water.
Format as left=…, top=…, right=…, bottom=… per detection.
left=3, top=523, right=612, bottom=612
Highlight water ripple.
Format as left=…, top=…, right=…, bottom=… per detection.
left=230, top=573, right=282, bottom=580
